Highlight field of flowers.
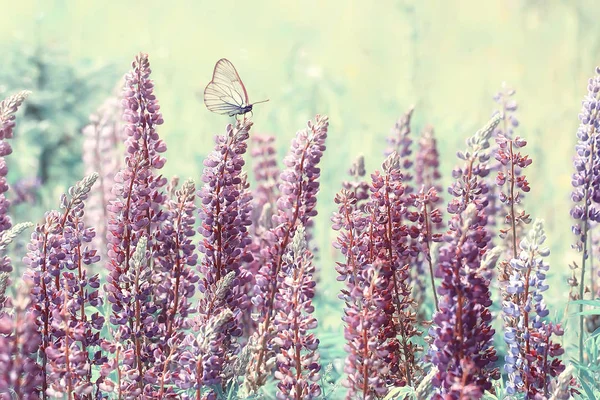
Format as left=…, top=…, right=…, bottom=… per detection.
left=0, top=49, right=598, bottom=400
left=1, top=1, right=600, bottom=398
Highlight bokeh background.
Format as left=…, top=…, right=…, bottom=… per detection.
left=1, top=0, right=599, bottom=375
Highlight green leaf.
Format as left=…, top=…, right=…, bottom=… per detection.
left=571, top=299, right=600, bottom=307
left=588, top=326, right=600, bottom=340
left=571, top=309, right=600, bottom=316
left=579, top=378, right=597, bottom=400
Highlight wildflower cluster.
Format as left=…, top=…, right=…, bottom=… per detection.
left=333, top=151, right=421, bottom=398
left=0, top=51, right=589, bottom=400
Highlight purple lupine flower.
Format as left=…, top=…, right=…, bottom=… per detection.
left=570, top=66, right=600, bottom=363
left=494, top=132, right=532, bottom=282
left=104, top=53, right=168, bottom=393
left=430, top=116, right=502, bottom=398
left=142, top=179, right=199, bottom=396
left=333, top=153, right=420, bottom=397
left=385, top=106, right=415, bottom=195
left=195, top=119, right=254, bottom=390
left=489, top=83, right=519, bottom=233
left=0, top=90, right=30, bottom=275
left=430, top=204, right=499, bottom=398
left=446, top=114, right=500, bottom=280
left=503, top=220, right=567, bottom=397
left=46, top=283, right=96, bottom=399
left=22, top=210, right=63, bottom=398
left=273, top=226, right=321, bottom=400
left=22, top=173, right=102, bottom=399
left=0, top=282, right=42, bottom=400
left=415, top=124, right=443, bottom=196
left=0, top=222, right=33, bottom=311
left=341, top=261, right=393, bottom=399
left=245, top=115, right=328, bottom=393
left=102, top=236, right=149, bottom=398
left=156, top=178, right=198, bottom=343
left=172, top=272, right=235, bottom=400
left=82, top=95, right=125, bottom=262
left=332, top=180, right=391, bottom=399
left=366, top=152, right=420, bottom=387
left=50, top=173, right=104, bottom=399
left=448, top=115, right=500, bottom=215
left=488, top=82, right=519, bottom=232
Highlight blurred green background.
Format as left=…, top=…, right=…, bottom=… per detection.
left=1, top=0, right=599, bottom=372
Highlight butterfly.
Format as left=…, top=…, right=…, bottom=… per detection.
left=203, top=58, right=269, bottom=117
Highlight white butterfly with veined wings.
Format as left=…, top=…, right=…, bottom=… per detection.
left=203, top=58, right=269, bottom=117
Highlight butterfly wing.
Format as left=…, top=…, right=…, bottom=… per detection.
left=204, top=58, right=250, bottom=116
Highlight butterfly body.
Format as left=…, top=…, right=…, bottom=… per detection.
left=230, top=104, right=253, bottom=117
left=204, top=58, right=268, bottom=117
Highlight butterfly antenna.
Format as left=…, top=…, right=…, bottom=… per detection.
left=252, top=99, right=270, bottom=105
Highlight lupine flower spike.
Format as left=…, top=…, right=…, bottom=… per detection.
left=570, top=66, right=600, bottom=363
left=245, top=115, right=328, bottom=393
left=0, top=90, right=30, bottom=276
left=194, top=117, right=254, bottom=394
left=430, top=116, right=501, bottom=398
left=273, top=226, right=321, bottom=400
left=104, top=52, right=168, bottom=394
left=502, top=220, right=567, bottom=397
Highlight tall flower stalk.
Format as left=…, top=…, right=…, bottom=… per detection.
left=489, top=88, right=565, bottom=395
left=157, top=178, right=198, bottom=344
left=0, top=90, right=30, bottom=276
left=367, top=153, right=420, bottom=387
left=570, top=66, right=600, bottom=364
left=194, top=118, right=254, bottom=394
left=245, top=115, right=328, bottom=393
left=495, top=133, right=532, bottom=268
left=104, top=53, right=168, bottom=394
left=333, top=181, right=394, bottom=398
left=273, top=226, right=321, bottom=400
left=333, top=152, right=421, bottom=398
left=430, top=116, right=501, bottom=398
left=0, top=281, right=42, bottom=399
left=142, top=178, right=199, bottom=397
left=23, top=173, right=103, bottom=399
left=502, top=220, right=567, bottom=397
